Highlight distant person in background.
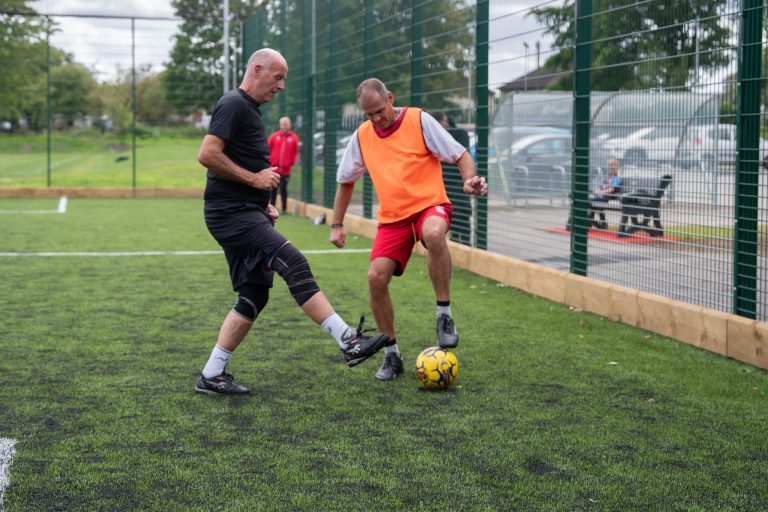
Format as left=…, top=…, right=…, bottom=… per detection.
left=433, top=111, right=472, bottom=245
left=589, top=157, right=622, bottom=229
left=268, top=117, right=299, bottom=213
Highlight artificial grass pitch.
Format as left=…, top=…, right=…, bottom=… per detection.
left=0, top=197, right=766, bottom=511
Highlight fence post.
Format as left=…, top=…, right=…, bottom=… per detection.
left=474, top=0, right=489, bottom=250
left=323, top=0, right=339, bottom=208
left=279, top=0, right=287, bottom=116
left=362, top=0, right=374, bottom=218
left=732, top=0, right=763, bottom=318
left=46, top=16, right=51, bottom=187
left=131, top=17, right=137, bottom=190
left=411, top=0, right=423, bottom=106
left=301, top=0, right=315, bottom=203
left=570, top=0, right=592, bottom=276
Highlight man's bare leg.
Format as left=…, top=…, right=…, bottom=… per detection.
left=420, top=215, right=459, bottom=348
left=368, top=257, right=398, bottom=339
left=420, top=216, right=452, bottom=301
left=368, top=256, right=403, bottom=380
left=216, top=311, right=253, bottom=352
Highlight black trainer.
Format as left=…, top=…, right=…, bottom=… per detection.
left=375, top=352, right=404, bottom=381
left=341, top=315, right=390, bottom=367
left=437, top=314, right=459, bottom=348
left=195, top=372, right=250, bottom=395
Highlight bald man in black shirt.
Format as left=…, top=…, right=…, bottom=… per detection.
left=195, top=48, right=388, bottom=395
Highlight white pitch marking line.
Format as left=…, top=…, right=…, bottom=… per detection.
left=0, top=438, right=16, bottom=511
left=0, top=249, right=371, bottom=257
left=0, top=196, right=68, bottom=215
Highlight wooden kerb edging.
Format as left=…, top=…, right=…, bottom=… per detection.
left=293, top=199, right=768, bottom=370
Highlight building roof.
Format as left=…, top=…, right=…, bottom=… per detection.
left=499, top=67, right=564, bottom=93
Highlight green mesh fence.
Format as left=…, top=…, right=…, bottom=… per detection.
left=486, top=0, right=765, bottom=320
left=242, top=0, right=767, bottom=320
left=243, top=0, right=478, bottom=219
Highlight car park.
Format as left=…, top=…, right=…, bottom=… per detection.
left=681, top=124, right=768, bottom=170
left=602, top=126, right=683, bottom=165
left=500, top=133, right=573, bottom=196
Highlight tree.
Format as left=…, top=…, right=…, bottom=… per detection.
left=529, top=0, right=734, bottom=91
left=165, top=0, right=262, bottom=114
left=136, top=67, right=174, bottom=126
left=51, top=61, right=98, bottom=125
left=0, top=0, right=49, bottom=125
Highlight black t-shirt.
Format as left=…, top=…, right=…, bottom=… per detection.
left=204, top=89, right=271, bottom=207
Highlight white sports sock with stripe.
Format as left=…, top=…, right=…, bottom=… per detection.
left=321, top=312, right=354, bottom=349
left=202, top=345, right=233, bottom=378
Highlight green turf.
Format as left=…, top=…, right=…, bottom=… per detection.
left=1, top=198, right=767, bottom=511
left=0, top=133, right=205, bottom=188
left=0, top=132, right=326, bottom=193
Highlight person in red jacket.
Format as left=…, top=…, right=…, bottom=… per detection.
left=268, top=117, right=300, bottom=212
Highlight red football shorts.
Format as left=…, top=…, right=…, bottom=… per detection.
left=370, top=203, right=453, bottom=276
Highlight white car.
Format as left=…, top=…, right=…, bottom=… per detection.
left=335, top=134, right=354, bottom=166
left=681, top=124, right=768, bottom=170
left=602, top=126, right=683, bottom=164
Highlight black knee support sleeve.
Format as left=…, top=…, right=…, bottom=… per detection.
left=232, top=284, right=269, bottom=321
left=270, top=243, right=320, bottom=306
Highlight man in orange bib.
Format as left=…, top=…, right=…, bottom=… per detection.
left=330, top=78, right=488, bottom=381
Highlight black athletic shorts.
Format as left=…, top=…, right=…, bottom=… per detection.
left=204, top=203, right=288, bottom=290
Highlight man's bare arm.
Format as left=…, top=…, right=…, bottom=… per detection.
left=329, top=182, right=355, bottom=248
left=455, top=152, right=488, bottom=195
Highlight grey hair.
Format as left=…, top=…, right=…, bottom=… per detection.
left=356, top=78, right=389, bottom=103
left=245, top=48, right=286, bottom=76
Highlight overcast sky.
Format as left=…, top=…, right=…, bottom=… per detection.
left=29, top=0, right=180, bottom=81
left=28, top=0, right=556, bottom=89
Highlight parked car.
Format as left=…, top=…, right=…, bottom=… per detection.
left=490, top=125, right=569, bottom=158
left=502, top=133, right=573, bottom=195
left=313, top=131, right=325, bottom=162
left=315, top=131, right=352, bottom=166
left=602, top=126, right=684, bottom=165
left=681, top=124, right=768, bottom=170
left=335, top=134, right=354, bottom=166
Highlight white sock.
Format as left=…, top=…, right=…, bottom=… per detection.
left=384, top=343, right=400, bottom=356
left=437, top=303, right=453, bottom=318
left=321, top=312, right=354, bottom=348
left=202, top=345, right=233, bottom=378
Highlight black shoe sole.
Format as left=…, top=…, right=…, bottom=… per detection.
left=438, top=339, right=459, bottom=349
left=346, top=352, right=380, bottom=367
left=345, top=334, right=390, bottom=367
left=194, top=385, right=250, bottom=396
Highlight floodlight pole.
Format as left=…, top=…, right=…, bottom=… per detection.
left=223, top=0, right=230, bottom=93
left=523, top=42, right=529, bottom=91
left=687, top=0, right=700, bottom=87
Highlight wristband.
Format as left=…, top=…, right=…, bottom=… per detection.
left=330, top=223, right=344, bottom=228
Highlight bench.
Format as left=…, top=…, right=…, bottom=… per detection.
left=588, top=175, right=673, bottom=237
